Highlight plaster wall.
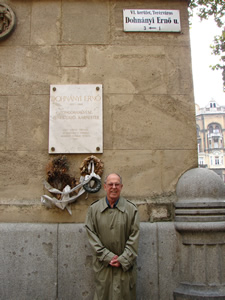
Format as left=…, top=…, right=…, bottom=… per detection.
left=0, top=0, right=197, bottom=222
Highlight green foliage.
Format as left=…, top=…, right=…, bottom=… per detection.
left=189, top=0, right=225, bottom=91
left=189, top=0, right=224, bottom=26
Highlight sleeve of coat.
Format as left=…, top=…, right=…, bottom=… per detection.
left=117, top=209, right=140, bottom=272
left=85, top=206, right=115, bottom=266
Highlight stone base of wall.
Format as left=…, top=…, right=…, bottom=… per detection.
left=0, top=198, right=176, bottom=223
left=0, top=222, right=180, bottom=300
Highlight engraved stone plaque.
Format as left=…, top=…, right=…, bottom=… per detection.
left=49, top=84, right=103, bottom=154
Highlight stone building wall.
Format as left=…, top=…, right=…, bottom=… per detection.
left=0, top=0, right=197, bottom=223
left=0, top=2, right=210, bottom=299
left=0, top=222, right=181, bottom=300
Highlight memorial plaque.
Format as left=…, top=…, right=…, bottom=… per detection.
left=123, top=9, right=181, bottom=32
left=49, top=84, right=103, bottom=154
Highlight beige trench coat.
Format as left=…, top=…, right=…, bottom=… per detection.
left=85, top=196, right=140, bottom=300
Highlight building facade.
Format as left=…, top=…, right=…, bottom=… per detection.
left=196, top=100, right=225, bottom=183
left=3, top=0, right=223, bottom=299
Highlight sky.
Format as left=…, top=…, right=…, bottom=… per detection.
left=189, top=14, right=225, bottom=108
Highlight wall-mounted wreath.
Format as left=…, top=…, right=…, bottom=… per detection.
left=41, top=155, right=104, bottom=214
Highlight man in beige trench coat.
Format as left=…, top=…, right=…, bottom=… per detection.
left=85, top=173, right=140, bottom=300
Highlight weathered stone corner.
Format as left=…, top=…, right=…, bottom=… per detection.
left=174, top=168, right=225, bottom=299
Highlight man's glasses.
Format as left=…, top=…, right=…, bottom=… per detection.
left=106, top=183, right=121, bottom=187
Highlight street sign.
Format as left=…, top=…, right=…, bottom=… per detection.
left=123, top=9, right=181, bottom=32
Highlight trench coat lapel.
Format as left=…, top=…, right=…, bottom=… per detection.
left=99, top=197, right=126, bottom=213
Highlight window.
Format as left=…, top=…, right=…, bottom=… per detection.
left=215, top=157, right=220, bottom=165
left=215, top=126, right=220, bottom=133
left=214, top=138, right=219, bottom=148
left=199, top=157, right=204, bottom=165
left=210, top=102, right=216, bottom=108
left=209, top=126, right=213, bottom=134
left=210, top=156, right=213, bottom=165
left=196, top=126, right=200, bottom=137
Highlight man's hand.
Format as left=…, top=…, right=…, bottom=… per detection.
left=109, top=255, right=121, bottom=268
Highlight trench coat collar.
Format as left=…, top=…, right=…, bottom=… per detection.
left=100, top=196, right=126, bottom=213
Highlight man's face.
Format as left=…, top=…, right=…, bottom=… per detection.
left=104, top=174, right=123, bottom=202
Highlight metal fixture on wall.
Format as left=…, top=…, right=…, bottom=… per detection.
left=0, top=3, right=16, bottom=41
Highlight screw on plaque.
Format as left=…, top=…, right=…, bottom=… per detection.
left=96, top=147, right=100, bottom=151
left=96, top=87, right=100, bottom=91
left=51, top=147, right=55, bottom=152
left=53, top=87, right=56, bottom=92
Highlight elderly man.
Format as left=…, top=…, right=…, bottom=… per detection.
left=85, top=173, right=140, bottom=300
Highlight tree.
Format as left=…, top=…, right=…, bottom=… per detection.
left=189, top=0, right=225, bottom=91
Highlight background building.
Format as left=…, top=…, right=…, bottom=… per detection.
left=196, top=100, right=225, bottom=183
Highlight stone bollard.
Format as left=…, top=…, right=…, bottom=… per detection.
left=173, top=168, right=225, bottom=300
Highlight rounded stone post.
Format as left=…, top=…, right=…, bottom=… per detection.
left=173, top=168, right=225, bottom=299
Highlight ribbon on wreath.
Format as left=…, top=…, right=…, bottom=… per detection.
left=41, top=157, right=103, bottom=215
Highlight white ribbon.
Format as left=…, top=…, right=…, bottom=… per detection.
left=41, top=160, right=101, bottom=215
